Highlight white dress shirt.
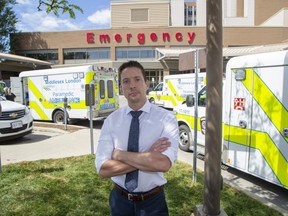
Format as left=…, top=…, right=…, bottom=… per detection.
left=96, top=100, right=179, bottom=192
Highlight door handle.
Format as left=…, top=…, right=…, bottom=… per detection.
left=283, top=128, right=288, bottom=138
left=239, top=120, right=247, bottom=129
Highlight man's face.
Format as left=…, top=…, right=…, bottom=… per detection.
left=120, top=67, right=148, bottom=106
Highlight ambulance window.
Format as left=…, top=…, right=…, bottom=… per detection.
left=198, top=88, right=206, bottom=106
left=155, top=83, right=163, bottom=91
left=107, top=80, right=114, bottom=98
left=100, top=80, right=105, bottom=99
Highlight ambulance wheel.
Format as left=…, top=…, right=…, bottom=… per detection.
left=179, top=124, right=192, bottom=152
left=149, top=98, right=155, bottom=104
left=53, top=110, right=67, bottom=124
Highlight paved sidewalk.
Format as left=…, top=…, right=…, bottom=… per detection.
left=1, top=128, right=98, bottom=165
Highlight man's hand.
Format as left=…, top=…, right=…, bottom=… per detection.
left=112, top=149, right=122, bottom=160
left=149, top=137, right=171, bottom=152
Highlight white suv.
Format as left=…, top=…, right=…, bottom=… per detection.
left=0, top=96, right=33, bottom=142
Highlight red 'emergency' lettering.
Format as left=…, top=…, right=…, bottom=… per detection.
left=188, top=32, right=195, bottom=43
left=86, top=32, right=94, bottom=43
left=126, top=33, right=132, bottom=42
left=114, top=34, right=122, bottom=43
left=86, top=32, right=196, bottom=44
left=162, top=32, right=170, bottom=42
left=150, top=33, right=157, bottom=41
left=99, top=34, right=110, bottom=43
left=138, top=33, right=145, bottom=44
left=175, top=32, right=183, bottom=41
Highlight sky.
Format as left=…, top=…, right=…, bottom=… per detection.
left=14, top=0, right=111, bottom=32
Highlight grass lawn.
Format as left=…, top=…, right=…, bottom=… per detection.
left=0, top=155, right=283, bottom=216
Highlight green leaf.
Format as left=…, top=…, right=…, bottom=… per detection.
left=53, top=7, right=59, bottom=17
left=71, top=4, right=83, bottom=14
left=68, top=9, right=75, bottom=19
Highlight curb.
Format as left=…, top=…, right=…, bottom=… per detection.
left=33, top=121, right=86, bottom=133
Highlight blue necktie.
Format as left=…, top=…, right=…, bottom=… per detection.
left=125, top=110, right=143, bottom=192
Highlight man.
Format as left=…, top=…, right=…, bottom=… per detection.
left=5, top=87, right=16, bottom=101
left=95, top=60, right=179, bottom=216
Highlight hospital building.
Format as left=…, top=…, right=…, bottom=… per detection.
left=2, top=0, right=288, bottom=87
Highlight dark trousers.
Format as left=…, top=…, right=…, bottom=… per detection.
left=109, top=188, right=169, bottom=216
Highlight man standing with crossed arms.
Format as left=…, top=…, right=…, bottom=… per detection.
left=96, top=61, right=179, bottom=216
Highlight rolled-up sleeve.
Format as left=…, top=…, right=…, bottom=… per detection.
left=161, top=112, right=179, bottom=164
left=95, top=118, right=114, bottom=173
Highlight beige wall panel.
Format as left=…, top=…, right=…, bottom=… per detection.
left=111, top=3, right=169, bottom=28
left=185, top=2, right=196, bottom=7
left=223, top=27, right=288, bottom=46
left=13, top=31, right=110, bottom=50
left=255, top=0, right=288, bottom=25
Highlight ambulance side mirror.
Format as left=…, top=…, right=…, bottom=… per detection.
left=186, top=95, right=195, bottom=107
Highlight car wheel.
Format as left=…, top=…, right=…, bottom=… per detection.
left=179, top=124, right=192, bottom=152
left=53, top=110, right=66, bottom=124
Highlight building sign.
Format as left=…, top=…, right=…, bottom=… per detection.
left=86, top=32, right=195, bottom=44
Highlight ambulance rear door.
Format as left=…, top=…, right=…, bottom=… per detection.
left=223, top=67, right=253, bottom=172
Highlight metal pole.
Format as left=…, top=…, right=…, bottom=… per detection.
left=64, top=97, right=67, bottom=130
left=193, top=50, right=199, bottom=182
left=203, top=0, right=223, bottom=214
left=89, top=84, right=94, bottom=154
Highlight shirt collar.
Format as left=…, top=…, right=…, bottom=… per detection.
left=125, top=100, right=151, bottom=115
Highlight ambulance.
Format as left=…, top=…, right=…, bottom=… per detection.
left=19, top=65, right=119, bottom=123
left=147, top=73, right=206, bottom=109
left=174, top=50, right=288, bottom=189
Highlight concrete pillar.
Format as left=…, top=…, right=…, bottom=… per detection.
left=58, top=48, right=63, bottom=64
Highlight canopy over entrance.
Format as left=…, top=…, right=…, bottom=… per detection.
left=0, top=53, right=51, bottom=81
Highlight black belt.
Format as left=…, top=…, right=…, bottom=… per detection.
left=114, top=184, right=164, bottom=202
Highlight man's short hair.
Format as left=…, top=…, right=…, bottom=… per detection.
left=119, top=60, right=147, bottom=81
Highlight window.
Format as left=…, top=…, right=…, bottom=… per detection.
left=75, top=52, right=86, bottom=59
left=127, top=50, right=139, bottom=58
left=185, top=5, right=197, bottom=26
left=63, top=48, right=110, bottom=63
left=154, top=83, right=163, bottom=91
left=64, top=52, right=74, bottom=60
left=100, top=80, right=105, bottom=99
left=116, top=50, right=127, bottom=59
left=131, top=9, right=148, bottom=22
left=198, top=86, right=206, bottom=107
left=116, top=47, right=156, bottom=60
left=19, top=49, right=58, bottom=63
left=87, top=51, right=98, bottom=59
left=107, top=80, right=114, bottom=98
left=99, top=50, right=110, bottom=59
left=140, top=50, right=155, bottom=58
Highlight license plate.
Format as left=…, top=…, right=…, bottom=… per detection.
left=11, top=121, right=23, bottom=129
